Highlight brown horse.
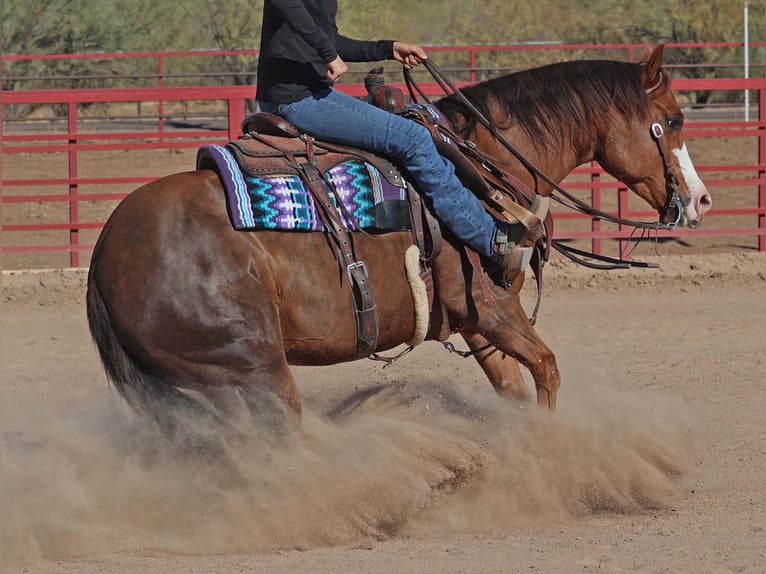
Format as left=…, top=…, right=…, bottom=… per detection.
left=86, top=45, right=710, bottom=435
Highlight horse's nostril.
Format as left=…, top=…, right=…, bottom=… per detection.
left=698, top=193, right=713, bottom=215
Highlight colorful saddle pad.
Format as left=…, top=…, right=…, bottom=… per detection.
left=197, top=144, right=412, bottom=232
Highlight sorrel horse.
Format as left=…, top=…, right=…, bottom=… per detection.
left=86, top=45, right=710, bottom=434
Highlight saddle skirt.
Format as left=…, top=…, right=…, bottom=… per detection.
left=197, top=130, right=414, bottom=233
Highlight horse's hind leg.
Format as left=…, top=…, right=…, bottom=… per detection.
left=194, top=354, right=303, bottom=445
left=241, top=364, right=303, bottom=443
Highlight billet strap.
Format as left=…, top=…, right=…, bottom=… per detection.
left=298, top=152, right=379, bottom=359
left=406, top=185, right=442, bottom=264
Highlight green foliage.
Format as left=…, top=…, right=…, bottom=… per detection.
left=176, top=0, right=264, bottom=84
left=2, top=0, right=763, bottom=94
left=2, top=0, right=182, bottom=90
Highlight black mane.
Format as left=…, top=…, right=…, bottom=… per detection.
left=436, top=59, right=654, bottom=154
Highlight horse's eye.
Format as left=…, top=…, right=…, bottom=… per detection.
left=667, top=116, right=684, bottom=131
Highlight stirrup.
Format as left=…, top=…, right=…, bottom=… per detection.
left=506, top=245, right=534, bottom=273
left=493, top=245, right=534, bottom=288
left=519, top=195, right=549, bottom=242
left=490, top=195, right=548, bottom=287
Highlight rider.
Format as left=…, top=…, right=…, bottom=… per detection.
left=255, top=0, right=546, bottom=279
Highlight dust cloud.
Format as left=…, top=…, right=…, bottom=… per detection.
left=0, top=375, right=695, bottom=568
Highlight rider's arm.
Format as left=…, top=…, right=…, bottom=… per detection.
left=266, top=0, right=338, bottom=64
left=334, top=33, right=394, bottom=63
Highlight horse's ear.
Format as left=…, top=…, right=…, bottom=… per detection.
left=640, top=44, right=665, bottom=90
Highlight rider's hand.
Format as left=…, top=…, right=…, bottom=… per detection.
left=393, top=42, right=428, bottom=69
left=326, top=56, right=348, bottom=82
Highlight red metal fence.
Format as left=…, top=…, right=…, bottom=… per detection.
left=4, top=41, right=763, bottom=89
left=2, top=45, right=765, bottom=270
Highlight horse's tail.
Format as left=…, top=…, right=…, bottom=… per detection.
left=86, top=278, right=165, bottom=417
left=83, top=192, right=164, bottom=420
left=86, top=275, right=219, bottom=435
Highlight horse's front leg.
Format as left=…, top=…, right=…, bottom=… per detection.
left=461, top=332, right=532, bottom=402
left=475, top=297, right=560, bottom=410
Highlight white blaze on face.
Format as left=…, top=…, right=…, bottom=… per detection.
left=672, top=143, right=710, bottom=224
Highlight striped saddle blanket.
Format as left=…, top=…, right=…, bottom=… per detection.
left=196, top=139, right=414, bottom=233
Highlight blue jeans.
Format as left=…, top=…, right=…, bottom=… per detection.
left=259, top=88, right=498, bottom=257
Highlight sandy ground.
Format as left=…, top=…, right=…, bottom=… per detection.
left=1, top=252, right=764, bottom=574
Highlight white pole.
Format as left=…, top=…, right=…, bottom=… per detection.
left=744, top=0, right=750, bottom=122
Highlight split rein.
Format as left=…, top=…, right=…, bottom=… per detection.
left=403, top=60, right=685, bottom=270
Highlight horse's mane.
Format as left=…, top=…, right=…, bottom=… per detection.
left=436, top=59, right=656, bottom=154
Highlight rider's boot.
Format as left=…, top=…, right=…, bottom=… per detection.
left=491, top=195, right=549, bottom=285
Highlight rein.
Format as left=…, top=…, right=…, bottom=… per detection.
left=403, top=60, right=684, bottom=270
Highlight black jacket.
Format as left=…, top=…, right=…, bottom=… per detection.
left=256, top=0, right=394, bottom=104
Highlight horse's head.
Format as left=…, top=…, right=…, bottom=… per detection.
left=596, top=45, right=712, bottom=228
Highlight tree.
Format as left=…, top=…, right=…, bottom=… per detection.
left=557, top=0, right=765, bottom=103
left=168, top=0, right=265, bottom=110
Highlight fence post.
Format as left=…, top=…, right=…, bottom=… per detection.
left=68, top=101, right=80, bottom=268
left=758, top=81, right=765, bottom=254
left=228, top=97, right=245, bottom=141
left=0, top=91, right=3, bottom=257
left=618, top=186, right=630, bottom=260
left=590, top=161, right=602, bottom=256
left=158, top=55, right=165, bottom=142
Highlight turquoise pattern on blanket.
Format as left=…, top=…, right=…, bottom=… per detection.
left=343, top=160, right=375, bottom=224
left=244, top=173, right=323, bottom=231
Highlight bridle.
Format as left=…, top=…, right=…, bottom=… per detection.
left=650, top=121, right=685, bottom=229
left=644, top=69, right=686, bottom=229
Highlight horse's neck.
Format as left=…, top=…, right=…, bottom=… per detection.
left=489, top=125, right=595, bottom=194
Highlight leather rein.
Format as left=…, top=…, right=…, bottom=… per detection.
left=404, top=60, right=685, bottom=271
